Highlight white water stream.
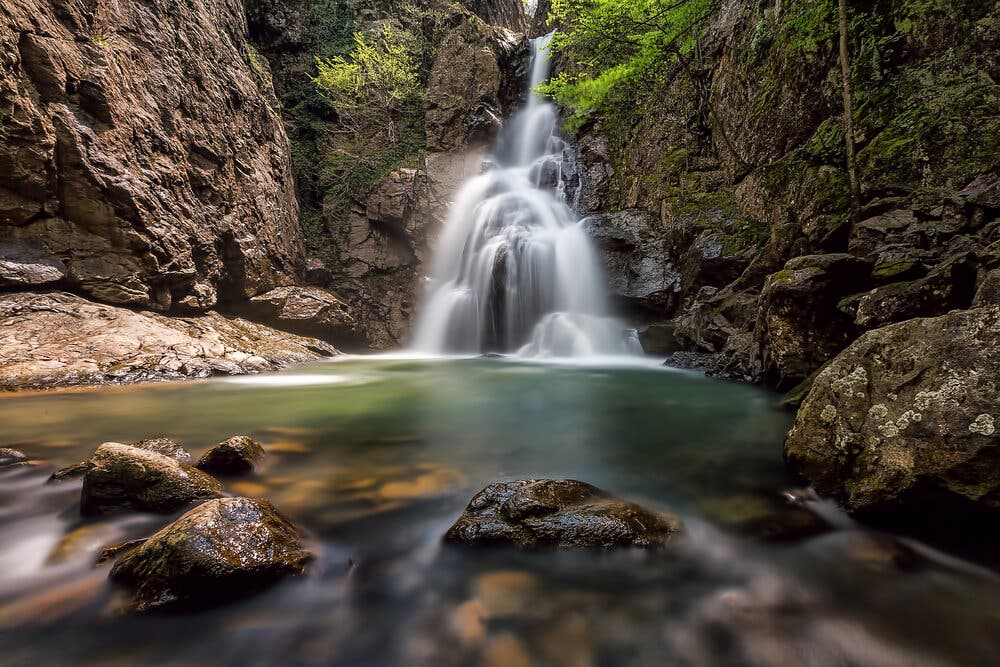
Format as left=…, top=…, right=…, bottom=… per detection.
left=411, top=34, right=640, bottom=357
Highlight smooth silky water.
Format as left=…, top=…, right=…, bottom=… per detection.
left=1, top=36, right=998, bottom=667
left=0, top=357, right=998, bottom=666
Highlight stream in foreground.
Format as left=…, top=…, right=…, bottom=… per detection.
left=0, top=356, right=997, bottom=666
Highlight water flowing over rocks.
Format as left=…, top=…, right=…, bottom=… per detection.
left=0, top=0, right=303, bottom=312
left=445, top=479, right=682, bottom=549
left=81, top=442, right=223, bottom=516
left=196, top=436, right=266, bottom=476
left=109, top=497, right=312, bottom=611
left=785, top=306, right=1000, bottom=515
left=0, top=292, right=337, bottom=391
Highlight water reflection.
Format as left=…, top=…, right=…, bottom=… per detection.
left=0, top=357, right=997, bottom=666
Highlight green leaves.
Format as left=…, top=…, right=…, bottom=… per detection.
left=540, top=0, right=714, bottom=130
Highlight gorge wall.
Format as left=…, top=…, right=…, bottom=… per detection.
left=1, top=0, right=305, bottom=312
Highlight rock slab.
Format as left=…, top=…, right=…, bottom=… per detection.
left=196, top=436, right=266, bottom=476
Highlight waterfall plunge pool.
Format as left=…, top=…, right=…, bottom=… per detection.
left=0, top=356, right=998, bottom=666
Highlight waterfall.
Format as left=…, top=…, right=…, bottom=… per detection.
left=411, top=33, right=640, bottom=358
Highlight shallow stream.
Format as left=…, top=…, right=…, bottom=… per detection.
left=0, top=357, right=997, bottom=666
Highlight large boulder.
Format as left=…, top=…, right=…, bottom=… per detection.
left=81, top=442, right=223, bottom=516
left=0, top=0, right=303, bottom=312
left=752, top=254, right=872, bottom=388
left=445, top=479, right=681, bottom=549
left=785, top=306, right=1000, bottom=515
left=0, top=292, right=338, bottom=390
left=109, top=497, right=312, bottom=610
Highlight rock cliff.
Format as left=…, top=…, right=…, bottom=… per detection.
left=1, top=0, right=305, bottom=312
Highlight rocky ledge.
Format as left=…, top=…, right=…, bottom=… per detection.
left=0, top=292, right=338, bottom=390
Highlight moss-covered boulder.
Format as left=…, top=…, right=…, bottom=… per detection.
left=785, top=306, right=1000, bottom=515
left=444, top=479, right=681, bottom=549
left=109, top=497, right=312, bottom=610
left=81, top=443, right=222, bottom=516
left=196, top=436, right=266, bottom=476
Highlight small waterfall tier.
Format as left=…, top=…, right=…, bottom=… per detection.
left=411, top=33, right=640, bottom=358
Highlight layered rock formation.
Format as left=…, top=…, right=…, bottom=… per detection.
left=0, top=0, right=305, bottom=312
left=0, top=292, right=337, bottom=390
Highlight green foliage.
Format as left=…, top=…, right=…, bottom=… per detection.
left=313, top=26, right=423, bottom=141
left=539, top=0, right=714, bottom=131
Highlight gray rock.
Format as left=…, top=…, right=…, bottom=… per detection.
left=785, top=306, right=1000, bottom=514
left=196, top=436, right=266, bottom=476
left=110, top=497, right=312, bottom=610
left=445, top=479, right=681, bottom=549
left=81, top=443, right=223, bottom=516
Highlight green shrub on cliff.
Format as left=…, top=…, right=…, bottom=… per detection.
left=539, top=0, right=713, bottom=131
left=313, top=26, right=423, bottom=142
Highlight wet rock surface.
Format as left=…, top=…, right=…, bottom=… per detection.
left=196, top=436, right=266, bottom=476
left=785, top=306, right=1000, bottom=515
left=0, top=292, right=338, bottom=390
left=445, top=479, right=682, bottom=549
left=81, top=443, right=223, bottom=516
left=0, top=448, right=28, bottom=467
left=227, top=286, right=362, bottom=348
left=51, top=437, right=192, bottom=482
left=109, top=497, right=312, bottom=611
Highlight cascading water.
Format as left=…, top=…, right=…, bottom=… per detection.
left=411, top=33, right=641, bottom=358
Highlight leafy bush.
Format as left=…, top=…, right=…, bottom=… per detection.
left=313, top=26, right=423, bottom=142
left=539, top=0, right=714, bottom=131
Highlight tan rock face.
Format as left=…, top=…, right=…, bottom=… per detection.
left=0, top=292, right=338, bottom=390
left=0, top=0, right=304, bottom=312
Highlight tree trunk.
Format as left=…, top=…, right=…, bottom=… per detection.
left=838, top=0, right=862, bottom=225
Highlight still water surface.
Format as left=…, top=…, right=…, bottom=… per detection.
left=0, top=357, right=997, bottom=666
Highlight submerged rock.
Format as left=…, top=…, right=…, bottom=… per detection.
left=0, top=448, right=28, bottom=467
left=109, top=498, right=312, bottom=610
left=196, top=436, right=266, bottom=476
left=50, top=437, right=193, bottom=482
left=785, top=306, right=1000, bottom=514
left=81, top=443, right=223, bottom=516
left=445, top=479, right=681, bottom=549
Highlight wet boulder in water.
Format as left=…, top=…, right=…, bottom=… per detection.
left=786, top=305, right=1000, bottom=515
left=81, top=443, right=223, bottom=516
left=445, top=479, right=681, bottom=549
left=50, top=437, right=193, bottom=482
left=109, top=497, right=312, bottom=611
left=196, top=436, right=266, bottom=476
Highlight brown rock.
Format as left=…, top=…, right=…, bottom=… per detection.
left=50, top=436, right=191, bottom=482
left=80, top=443, right=223, bottom=516
left=0, top=0, right=303, bottom=310
left=0, top=448, right=28, bottom=467
left=196, top=436, right=266, bottom=476
left=109, top=497, right=312, bottom=610
left=230, top=286, right=360, bottom=347
left=445, top=479, right=681, bottom=549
